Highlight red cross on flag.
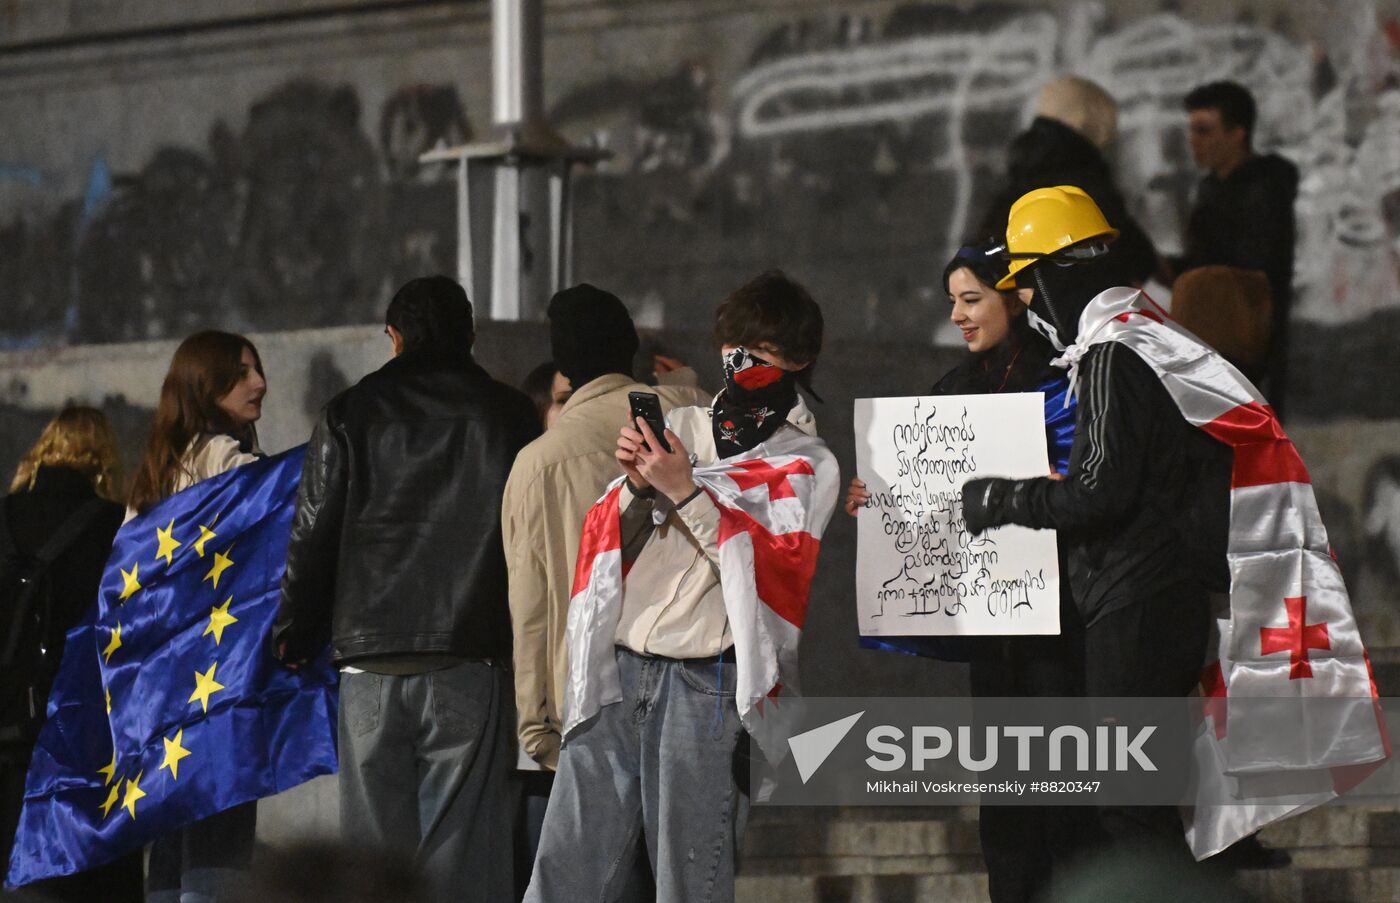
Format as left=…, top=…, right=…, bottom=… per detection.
left=1059, top=287, right=1389, bottom=860
left=1259, top=595, right=1330, bottom=680
left=562, top=423, right=839, bottom=763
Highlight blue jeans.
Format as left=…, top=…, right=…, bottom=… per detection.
left=524, top=647, right=748, bottom=903
left=339, top=661, right=516, bottom=903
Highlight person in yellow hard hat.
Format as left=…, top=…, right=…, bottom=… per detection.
left=963, top=185, right=1232, bottom=868
left=995, top=185, right=1119, bottom=350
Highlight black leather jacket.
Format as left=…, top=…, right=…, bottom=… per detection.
left=274, top=349, right=540, bottom=665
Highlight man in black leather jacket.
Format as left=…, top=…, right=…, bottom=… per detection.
left=274, top=275, right=539, bottom=903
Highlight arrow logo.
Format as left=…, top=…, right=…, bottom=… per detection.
left=788, top=711, right=864, bottom=783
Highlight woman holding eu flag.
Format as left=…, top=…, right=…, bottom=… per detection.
left=128, top=330, right=267, bottom=903
left=844, top=240, right=1090, bottom=903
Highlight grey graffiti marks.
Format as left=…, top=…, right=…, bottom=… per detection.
left=0, top=208, right=78, bottom=349
left=379, top=84, right=473, bottom=182
left=231, top=81, right=386, bottom=331
left=1364, top=457, right=1400, bottom=586
left=552, top=61, right=722, bottom=182
left=75, top=147, right=238, bottom=343
left=4, top=79, right=471, bottom=346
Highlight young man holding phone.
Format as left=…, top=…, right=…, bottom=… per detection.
left=524, top=271, right=839, bottom=903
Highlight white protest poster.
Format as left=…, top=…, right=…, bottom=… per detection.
left=854, top=393, right=1060, bottom=636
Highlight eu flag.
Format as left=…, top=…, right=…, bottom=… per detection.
left=5, top=446, right=338, bottom=887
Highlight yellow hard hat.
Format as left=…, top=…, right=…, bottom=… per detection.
left=996, top=185, right=1119, bottom=290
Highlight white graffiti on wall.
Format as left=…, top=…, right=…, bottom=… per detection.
left=729, top=1, right=1400, bottom=324
left=732, top=12, right=1058, bottom=254
left=732, top=14, right=1056, bottom=137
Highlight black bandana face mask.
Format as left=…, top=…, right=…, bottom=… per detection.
left=714, top=347, right=798, bottom=459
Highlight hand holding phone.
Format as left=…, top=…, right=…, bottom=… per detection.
left=628, top=392, right=672, bottom=453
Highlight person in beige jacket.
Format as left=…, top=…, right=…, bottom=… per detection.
left=502, top=285, right=709, bottom=772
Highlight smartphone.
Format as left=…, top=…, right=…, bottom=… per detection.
left=627, top=391, right=672, bottom=453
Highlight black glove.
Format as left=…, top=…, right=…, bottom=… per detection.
left=962, top=477, right=1012, bottom=535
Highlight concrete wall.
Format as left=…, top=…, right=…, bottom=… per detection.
left=2, top=0, right=1399, bottom=843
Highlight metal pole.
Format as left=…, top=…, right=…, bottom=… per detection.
left=456, top=158, right=474, bottom=296
left=491, top=163, right=521, bottom=320
left=492, top=0, right=543, bottom=133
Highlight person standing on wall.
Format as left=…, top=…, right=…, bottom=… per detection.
left=977, top=75, right=1159, bottom=291
left=1168, top=80, right=1298, bottom=417
left=273, top=276, right=540, bottom=903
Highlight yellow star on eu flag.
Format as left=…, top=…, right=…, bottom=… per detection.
left=155, top=519, right=182, bottom=566
left=121, top=772, right=146, bottom=819
left=105, top=686, right=112, bottom=714
left=119, top=563, right=141, bottom=601
left=102, top=623, right=123, bottom=663
left=203, top=597, right=238, bottom=646
left=203, top=546, right=234, bottom=590
left=99, top=784, right=120, bottom=819
left=97, top=751, right=117, bottom=786
left=188, top=663, right=225, bottom=713
left=193, top=524, right=217, bottom=558
left=161, top=729, right=192, bottom=781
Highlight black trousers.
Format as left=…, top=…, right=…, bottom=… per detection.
left=1083, top=588, right=1211, bottom=861
left=970, top=584, right=1211, bottom=903
left=969, top=598, right=1096, bottom=903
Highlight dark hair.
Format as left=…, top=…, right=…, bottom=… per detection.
left=520, top=360, right=558, bottom=425
left=129, top=330, right=263, bottom=512
left=385, top=275, right=474, bottom=353
left=1184, top=80, right=1257, bottom=146
left=714, top=270, right=823, bottom=366
left=942, top=239, right=1010, bottom=295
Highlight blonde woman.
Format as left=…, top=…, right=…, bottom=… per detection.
left=3, top=407, right=140, bottom=901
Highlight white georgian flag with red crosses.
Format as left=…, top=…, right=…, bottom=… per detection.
left=1056, top=286, right=1390, bottom=860
left=561, top=425, right=840, bottom=761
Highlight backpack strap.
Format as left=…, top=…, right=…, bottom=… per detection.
left=32, top=498, right=108, bottom=565
left=0, top=498, right=108, bottom=668
left=0, top=496, right=16, bottom=560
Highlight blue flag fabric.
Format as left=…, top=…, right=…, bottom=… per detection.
left=6, top=445, right=338, bottom=888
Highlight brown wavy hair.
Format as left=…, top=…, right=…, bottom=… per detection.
left=128, top=331, right=263, bottom=513
left=10, top=406, right=124, bottom=501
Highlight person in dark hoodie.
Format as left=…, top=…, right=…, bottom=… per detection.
left=1172, top=80, right=1299, bottom=415
left=978, top=76, right=1158, bottom=290
left=962, top=186, right=1231, bottom=863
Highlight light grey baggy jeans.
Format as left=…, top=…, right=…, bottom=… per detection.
left=524, top=647, right=749, bottom=903
left=338, top=660, right=516, bottom=903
